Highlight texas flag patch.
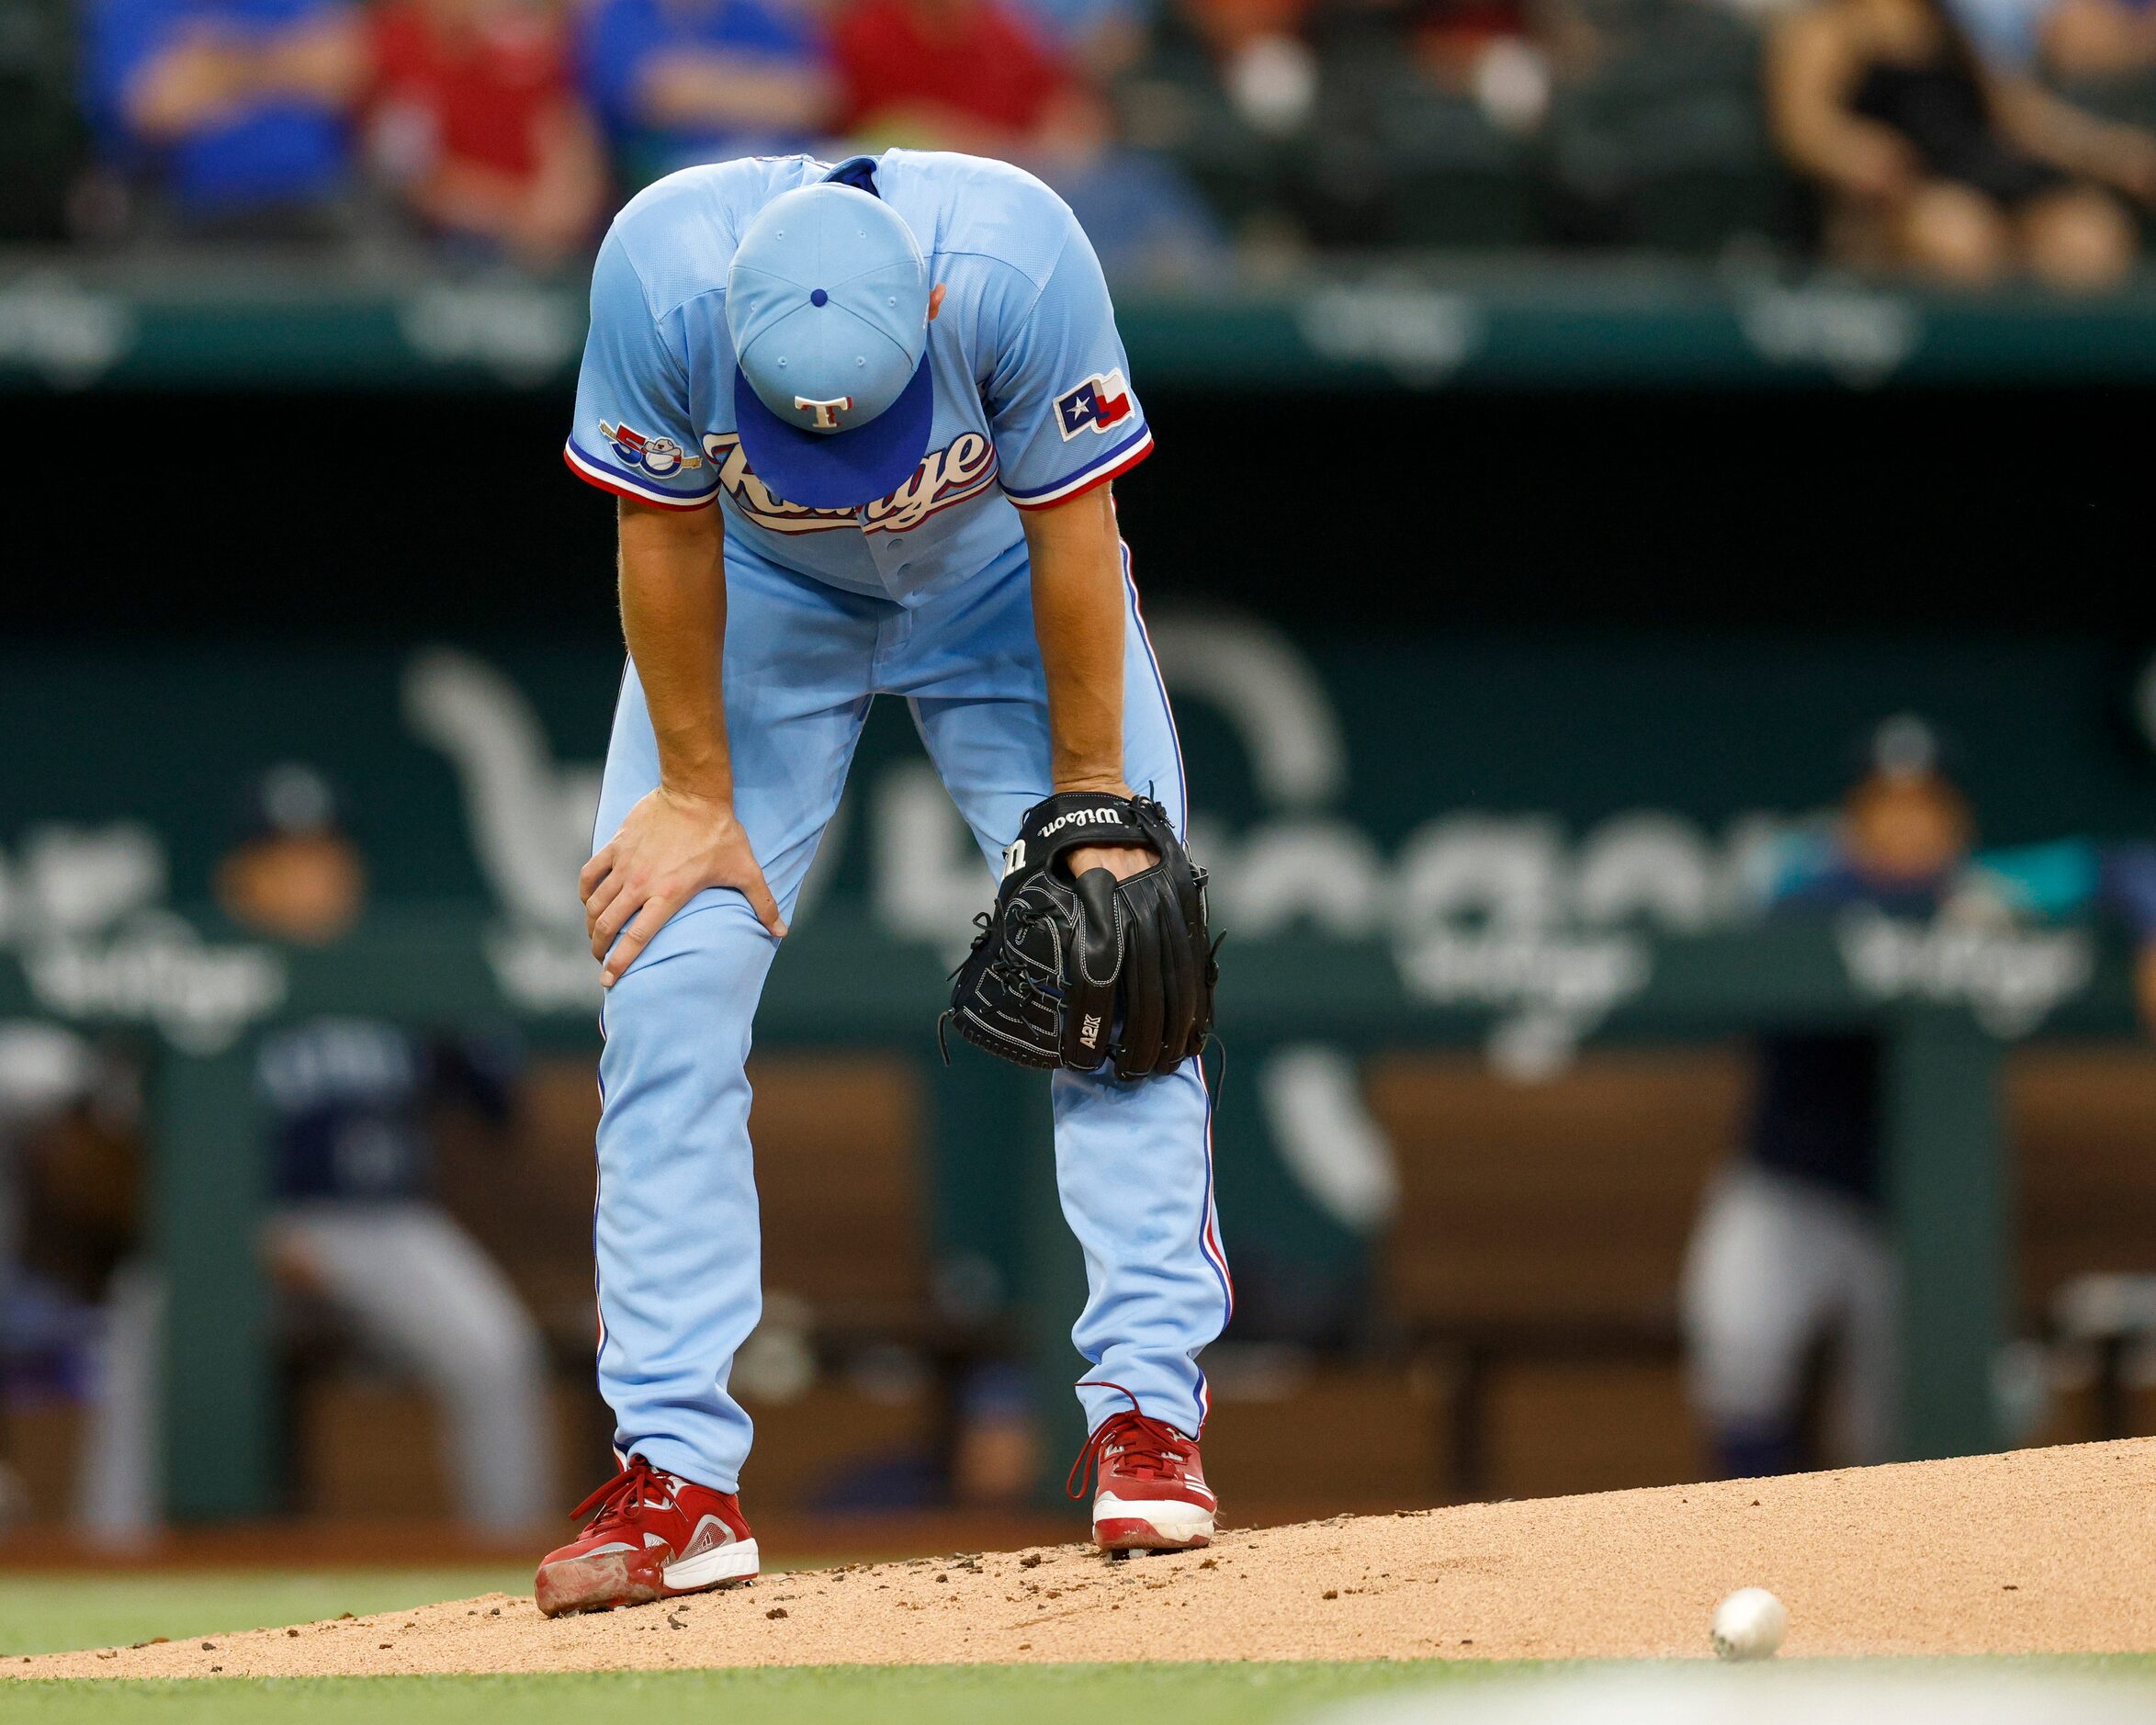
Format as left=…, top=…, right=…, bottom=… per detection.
left=1054, top=370, right=1134, bottom=440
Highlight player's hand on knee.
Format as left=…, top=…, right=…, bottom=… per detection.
left=580, top=786, right=787, bottom=987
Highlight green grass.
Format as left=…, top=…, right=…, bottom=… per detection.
left=17, top=1661, right=2156, bottom=1725
left=4, top=1659, right=1514, bottom=1722
left=0, top=1571, right=530, bottom=1660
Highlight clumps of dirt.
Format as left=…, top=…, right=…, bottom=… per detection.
left=16, top=1438, right=2156, bottom=1679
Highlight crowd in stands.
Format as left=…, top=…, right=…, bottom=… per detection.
left=17, top=0, right=1225, bottom=277
left=5, top=0, right=2156, bottom=282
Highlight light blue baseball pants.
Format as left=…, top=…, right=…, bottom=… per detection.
left=590, top=536, right=1232, bottom=1494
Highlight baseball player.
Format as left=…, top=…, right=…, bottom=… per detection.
left=221, top=767, right=556, bottom=1536
left=1683, top=720, right=2156, bottom=1476
left=537, top=148, right=1230, bottom=1616
left=1678, top=728, right=1963, bottom=1477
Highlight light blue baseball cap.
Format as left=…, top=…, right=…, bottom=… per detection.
left=726, top=181, right=934, bottom=511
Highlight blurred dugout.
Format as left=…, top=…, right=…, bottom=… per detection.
left=1683, top=722, right=2156, bottom=1480
left=0, top=767, right=556, bottom=1542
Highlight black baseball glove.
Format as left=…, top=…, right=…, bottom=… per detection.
left=943, top=792, right=1218, bottom=1080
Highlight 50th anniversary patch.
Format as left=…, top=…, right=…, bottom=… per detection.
left=603, top=421, right=704, bottom=479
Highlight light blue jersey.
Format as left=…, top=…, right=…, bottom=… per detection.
left=567, top=152, right=1226, bottom=1512
left=564, top=150, right=1156, bottom=604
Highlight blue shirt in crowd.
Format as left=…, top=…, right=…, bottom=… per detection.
left=579, top=0, right=824, bottom=185
left=82, top=0, right=353, bottom=216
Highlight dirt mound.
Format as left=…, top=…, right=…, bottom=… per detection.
left=16, top=1438, right=2156, bottom=1679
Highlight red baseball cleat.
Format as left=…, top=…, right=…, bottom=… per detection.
left=535, top=1455, right=758, bottom=1618
left=1067, top=1390, right=1217, bottom=1552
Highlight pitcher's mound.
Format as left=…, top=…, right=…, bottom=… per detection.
left=17, top=1438, right=2156, bottom=1679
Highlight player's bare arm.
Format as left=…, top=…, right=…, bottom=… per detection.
left=1022, top=482, right=1155, bottom=885
left=579, top=496, right=785, bottom=987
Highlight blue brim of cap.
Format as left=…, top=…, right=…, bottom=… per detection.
left=732, top=354, right=934, bottom=512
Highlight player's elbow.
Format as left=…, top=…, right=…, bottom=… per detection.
left=1018, top=479, right=1120, bottom=556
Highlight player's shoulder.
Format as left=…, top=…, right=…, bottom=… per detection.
left=881, top=150, right=1082, bottom=294
left=602, top=155, right=829, bottom=320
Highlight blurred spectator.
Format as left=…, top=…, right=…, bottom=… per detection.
left=1407, top=0, right=1537, bottom=77
left=830, top=0, right=1228, bottom=280
left=2039, top=0, right=2156, bottom=74
left=1112, top=0, right=1324, bottom=249
left=1171, top=0, right=1322, bottom=138
left=81, top=0, right=367, bottom=238
left=0, top=1026, right=96, bottom=1302
left=1767, top=0, right=2156, bottom=288
left=212, top=763, right=555, bottom=1535
left=1370, top=0, right=1586, bottom=127
left=830, top=0, right=1110, bottom=152
left=577, top=0, right=832, bottom=189
left=367, top=0, right=606, bottom=266
left=1680, top=717, right=1972, bottom=1480
left=1010, top=0, right=1150, bottom=78
left=0, top=1021, right=157, bottom=1544
left=1946, top=0, right=2054, bottom=70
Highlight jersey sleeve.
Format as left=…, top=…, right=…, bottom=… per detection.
left=563, top=227, right=718, bottom=511
left=987, top=209, right=1154, bottom=511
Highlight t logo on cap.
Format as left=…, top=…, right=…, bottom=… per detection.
left=795, top=395, right=854, bottom=431
left=725, top=177, right=936, bottom=510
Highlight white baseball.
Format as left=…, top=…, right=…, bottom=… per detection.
left=1710, top=1586, right=1789, bottom=1661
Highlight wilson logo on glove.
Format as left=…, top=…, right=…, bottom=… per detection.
left=942, top=792, right=1219, bottom=1081
left=1038, top=806, right=1124, bottom=838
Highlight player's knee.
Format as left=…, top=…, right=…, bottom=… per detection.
left=602, top=896, right=770, bottom=1016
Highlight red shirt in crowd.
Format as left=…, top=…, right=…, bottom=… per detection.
left=830, top=0, right=1073, bottom=134
left=370, top=1, right=572, bottom=180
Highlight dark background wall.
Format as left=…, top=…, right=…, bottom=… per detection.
left=14, top=385, right=2151, bottom=640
